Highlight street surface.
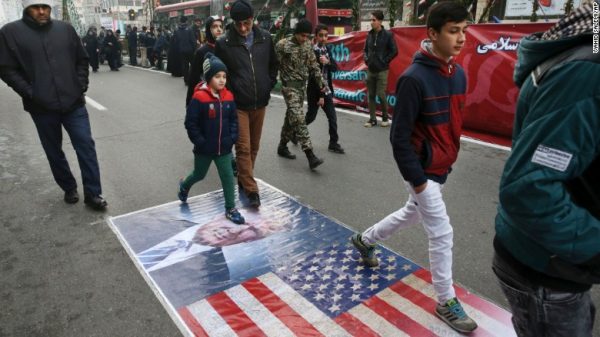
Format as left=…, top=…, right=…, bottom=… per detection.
left=1, top=64, right=598, bottom=336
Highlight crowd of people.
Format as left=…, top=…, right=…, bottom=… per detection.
left=1, top=0, right=599, bottom=336
left=80, top=24, right=171, bottom=72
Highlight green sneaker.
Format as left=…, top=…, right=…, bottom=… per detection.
left=350, top=233, right=378, bottom=267
left=435, top=297, right=478, bottom=333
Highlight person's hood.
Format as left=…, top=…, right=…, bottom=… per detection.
left=412, top=39, right=458, bottom=77
left=513, top=33, right=590, bottom=88
left=21, top=9, right=52, bottom=28
left=194, top=82, right=231, bottom=99
left=514, top=2, right=597, bottom=87
left=204, top=16, right=223, bottom=44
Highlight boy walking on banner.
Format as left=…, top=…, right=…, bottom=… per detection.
left=178, top=53, right=245, bottom=225
left=351, top=2, right=478, bottom=333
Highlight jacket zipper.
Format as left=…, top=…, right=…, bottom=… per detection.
left=217, top=96, right=222, bottom=155
left=247, top=45, right=258, bottom=110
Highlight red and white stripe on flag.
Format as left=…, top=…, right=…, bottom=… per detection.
left=178, top=271, right=516, bottom=337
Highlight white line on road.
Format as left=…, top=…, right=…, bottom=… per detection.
left=86, top=96, right=107, bottom=111
left=270, top=93, right=512, bottom=152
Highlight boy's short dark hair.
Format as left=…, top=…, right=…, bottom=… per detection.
left=315, top=23, right=328, bottom=34
left=426, top=1, right=469, bottom=32
left=371, top=10, right=384, bottom=21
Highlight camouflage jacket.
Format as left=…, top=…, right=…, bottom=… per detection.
left=276, top=36, right=324, bottom=89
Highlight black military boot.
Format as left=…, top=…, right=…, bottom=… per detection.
left=278, top=144, right=296, bottom=159
left=305, top=149, right=324, bottom=170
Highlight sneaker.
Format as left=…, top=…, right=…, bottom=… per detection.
left=435, top=298, right=478, bottom=333
left=328, top=143, right=345, bottom=154
left=178, top=179, right=189, bottom=202
left=363, top=119, right=377, bottom=128
left=226, top=208, right=245, bottom=224
left=64, top=189, right=79, bottom=204
left=84, top=194, right=107, bottom=210
left=380, top=120, right=390, bottom=127
left=247, top=192, right=261, bottom=208
left=350, top=233, right=378, bottom=267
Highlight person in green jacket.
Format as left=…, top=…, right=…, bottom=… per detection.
left=493, top=2, right=600, bottom=336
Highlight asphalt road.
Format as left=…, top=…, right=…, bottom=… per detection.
left=1, top=63, right=598, bottom=337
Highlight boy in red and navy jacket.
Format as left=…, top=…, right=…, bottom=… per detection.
left=179, top=52, right=244, bottom=224
left=351, top=2, right=478, bottom=333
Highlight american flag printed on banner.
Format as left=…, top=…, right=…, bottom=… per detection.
left=109, top=181, right=517, bottom=337
left=179, top=242, right=516, bottom=337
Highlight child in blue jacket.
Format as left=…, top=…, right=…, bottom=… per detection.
left=179, top=53, right=244, bottom=224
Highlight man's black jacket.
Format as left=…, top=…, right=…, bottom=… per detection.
left=215, top=26, right=278, bottom=111
left=0, top=13, right=89, bottom=114
left=364, top=27, right=398, bottom=72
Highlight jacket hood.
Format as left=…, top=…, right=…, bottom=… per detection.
left=195, top=82, right=232, bottom=99
left=513, top=33, right=591, bottom=88
left=21, top=10, right=52, bottom=28
left=413, top=39, right=458, bottom=76
left=204, top=16, right=223, bottom=44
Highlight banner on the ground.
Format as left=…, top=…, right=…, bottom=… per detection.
left=328, top=23, right=553, bottom=143
left=109, top=180, right=516, bottom=336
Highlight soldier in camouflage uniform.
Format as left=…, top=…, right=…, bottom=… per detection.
left=276, top=19, right=327, bottom=170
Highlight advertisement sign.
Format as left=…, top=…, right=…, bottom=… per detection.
left=361, top=0, right=388, bottom=20
left=184, top=8, right=194, bottom=16
left=328, top=23, right=553, bottom=144
left=505, top=0, right=582, bottom=17
left=100, top=16, right=113, bottom=30
left=318, top=8, right=353, bottom=17
left=169, top=10, right=178, bottom=18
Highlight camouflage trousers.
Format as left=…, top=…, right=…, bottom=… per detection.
left=279, top=86, right=313, bottom=151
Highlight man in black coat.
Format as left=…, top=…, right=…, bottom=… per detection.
left=128, top=26, right=138, bottom=66
left=0, top=0, right=107, bottom=210
left=215, top=0, right=278, bottom=208
left=82, top=27, right=100, bottom=72
left=306, top=24, right=344, bottom=154
left=174, top=16, right=198, bottom=85
left=363, top=10, right=398, bottom=128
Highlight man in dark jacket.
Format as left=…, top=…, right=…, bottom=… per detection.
left=493, top=3, right=600, bottom=336
left=145, top=26, right=156, bottom=68
left=215, top=0, right=278, bottom=208
left=306, top=24, right=344, bottom=154
left=128, top=26, right=138, bottom=66
left=0, top=0, right=107, bottom=210
left=82, top=27, right=100, bottom=72
left=174, top=16, right=198, bottom=85
left=152, top=27, right=168, bottom=71
left=363, top=10, right=397, bottom=128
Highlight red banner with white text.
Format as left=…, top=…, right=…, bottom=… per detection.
left=328, top=23, right=553, bottom=146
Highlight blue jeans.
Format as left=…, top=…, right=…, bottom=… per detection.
left=30, top=106, right=102, bottom=196
left=493, top=254, right=596, bottom=337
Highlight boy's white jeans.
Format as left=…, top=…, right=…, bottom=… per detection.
left=362, top=180, right=455, bottom=303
